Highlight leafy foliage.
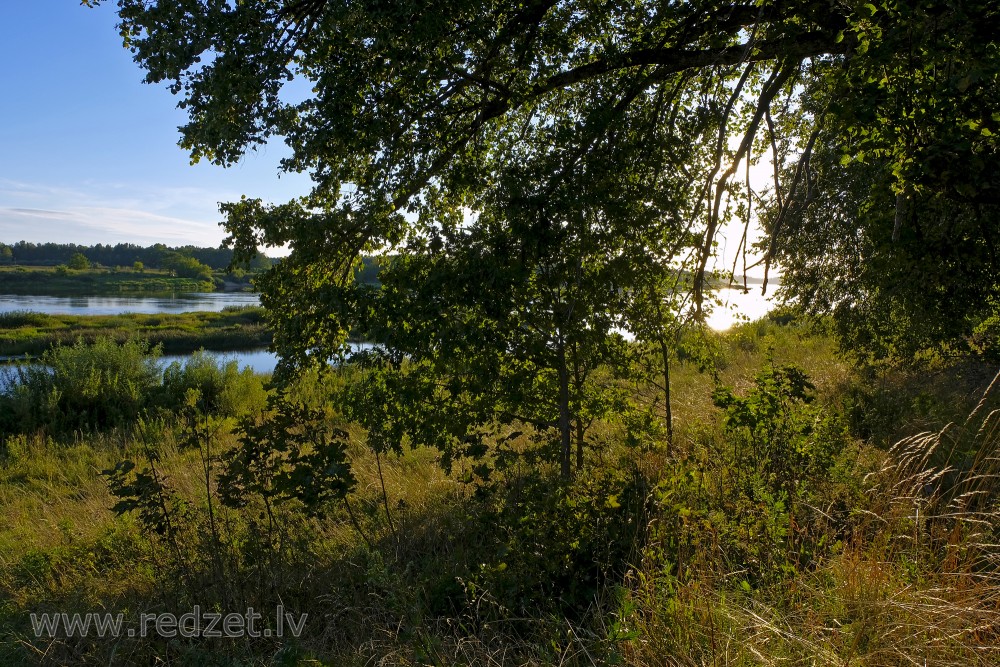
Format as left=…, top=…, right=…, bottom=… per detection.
left=9, top=337, right=161, bottom=433
left=764, top=1, right=1000, bottom=360
left=701, top=363, right=852, bottom=580
left=218, top=400, right=356, bottom=517
left=78, top=2, right=1000, bottom=450
left=103, top=458, right=189, bottom=539
left=472, top=465, right=651, bottom=618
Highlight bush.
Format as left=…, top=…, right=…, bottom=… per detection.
left=67, top=252, right=90, bottom=270
left=10, top=337, right=162, bottom=433
left=162, top=254, right=213, bottom=281
left=470, top=465, right=650, bottom=619
left=0, top=310, right=51, bottom=328
left=640, top=363, right=854, bottom=589
left=159, top=351, right=267, bottom=418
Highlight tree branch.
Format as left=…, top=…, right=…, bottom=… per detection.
left=532, top=31, right=848, bottom=98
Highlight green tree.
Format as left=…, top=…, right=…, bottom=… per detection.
left=88, top=0, right=1000, bottom=448
left=162, top=253, right=213, bottom=282
left=246, top=251, right=272, bottom=272
left=67, top=252, right=90, bottom=271
left=753, top=2, right=1000, bottom=361
left=343, top=203, right=636, bottom=479
left=133, top=260, right=144, bottom=273
left=85, top=0, right=1000, bottom=360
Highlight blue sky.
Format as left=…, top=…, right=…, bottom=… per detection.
left=0, top=1, right=311, bottom=249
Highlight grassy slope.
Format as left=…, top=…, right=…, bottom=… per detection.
left=1, top=321, right=999, bottom=665
left=0, top=308, right=271, bottom=357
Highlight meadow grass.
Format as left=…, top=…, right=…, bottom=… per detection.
left=1, top=321, right=999, bottom=665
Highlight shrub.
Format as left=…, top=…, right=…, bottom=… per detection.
left=159, top=351, right=267, bottom=418
left=162, top=254, right=213, bottom=281
left=640, top=363, right=853, bottom=590
left=712, top=363, right=847, bottom=499
left=470, top=465, right=650, bottom=619
left=0, top=310, right=51, bottom=328
left=10, top=337, right=162, bottom=433
left=67, top=252, right=90, bottom=270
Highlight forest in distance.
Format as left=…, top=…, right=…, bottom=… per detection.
left=0, top=242, right=382, bottom=296
left=5, top=0, right=1000, bottom=665
left=0, top=241, right=269, bottom=272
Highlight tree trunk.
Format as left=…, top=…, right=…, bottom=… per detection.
left=557, top=342, right=572, bottom=480
left=572, top=344, right=585, bottom=472
left=659, top=338, right=674, bottom=451
left=575, top=417, right=585, bottom=472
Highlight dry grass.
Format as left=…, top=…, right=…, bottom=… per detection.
left=624, top=371, right=1000, bottom=666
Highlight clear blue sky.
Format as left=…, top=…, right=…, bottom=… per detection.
left=0, top=1, right=311, bottom=249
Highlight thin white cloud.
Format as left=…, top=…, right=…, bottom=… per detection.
left=5, top=207, right=76, bottom=219
left=0, top=178, right=233, bottom=246
left=0, top=206, right=221, bottom=247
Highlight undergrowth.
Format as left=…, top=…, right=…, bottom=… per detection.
left=1, top=322, right=998, bottom=665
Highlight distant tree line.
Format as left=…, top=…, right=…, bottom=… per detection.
left=0, top=241, right=272, bottom=272
left=0, top=242, right=386, bottom=287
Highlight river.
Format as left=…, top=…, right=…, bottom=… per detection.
left=0, top=292, right=260, bottom=316
left=1, top=289, right=775, bottom=329
left=0, top=343, right=375, bottom=393
left=707, top=284, right=778, bottom=330
left=0, top=287, right=775, bottom=382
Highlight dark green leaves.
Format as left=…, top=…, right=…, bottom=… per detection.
left=218, top=400, right=356, bottom=516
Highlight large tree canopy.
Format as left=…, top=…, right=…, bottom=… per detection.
left=90, top=0, right=1000, bottom=369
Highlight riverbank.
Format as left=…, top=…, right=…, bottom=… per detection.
left=0, top=266, right=218, bottom=295
left=0, top=307, right=271, bottom=357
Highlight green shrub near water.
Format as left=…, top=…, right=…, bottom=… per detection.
left=8, top=337, right=162, bottom=433
left=0, top=310, right=53, bottom=329
left=1, top=338, right=269, bottom=435
left=159, top=350, right=267, bottom=417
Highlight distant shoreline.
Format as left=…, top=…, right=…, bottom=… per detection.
left=0, top=266, right=221, bottom=296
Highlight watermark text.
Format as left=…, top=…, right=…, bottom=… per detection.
left=30, top=606, right=306, bottom=639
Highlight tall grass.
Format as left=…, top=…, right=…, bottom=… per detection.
left=1, top=325, right=999, bottom=665
left=0, top=310, right=53, bottom=328
left=625, top=370, right=1000, bottom=666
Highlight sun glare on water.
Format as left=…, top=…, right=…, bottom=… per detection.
left=707, top=285, right=778, bottom=331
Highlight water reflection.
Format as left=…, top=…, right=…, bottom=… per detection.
left=0, top=292, right=260, bottom=316
left=0, top=343, right=377, bottom=391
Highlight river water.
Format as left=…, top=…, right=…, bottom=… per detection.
left=0, top=343, right=375, bottom=393
left=158, top=344, right=375, bottom=375
left=0, top=287, right=775, bottom=382
left=0, top=292, right=260, bottom=316
left=707, top=285, right=778, bottom=330
left=1, top=289, right=775, bottom=329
